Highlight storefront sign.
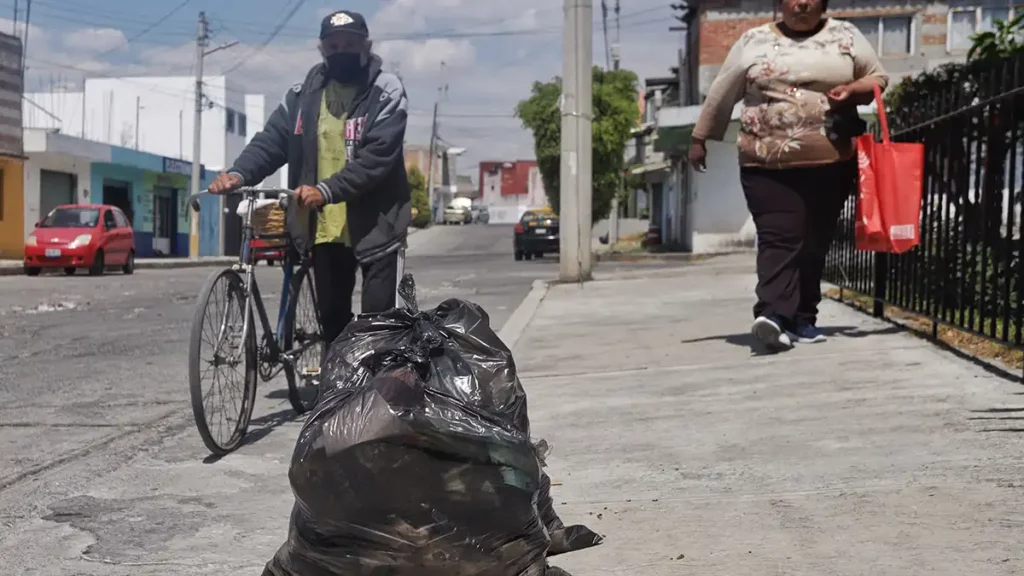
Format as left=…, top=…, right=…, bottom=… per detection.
left=163, top=157, right=205, bottom=179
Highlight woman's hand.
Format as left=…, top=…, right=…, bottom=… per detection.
left=688, top=139, right=707, bottom=172
left=827, top=78, right=878, bottom=106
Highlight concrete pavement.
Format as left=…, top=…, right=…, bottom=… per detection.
left=6, top=237, right=1022, bottom=574
left=0, top=224, right=681, bottom=574
left=517, top=254, right=1024, bottom=575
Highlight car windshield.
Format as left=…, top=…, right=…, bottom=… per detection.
left=39, top=207, right=100, bottom=228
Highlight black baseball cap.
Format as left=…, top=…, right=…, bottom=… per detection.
left=320, top=10, right=369, bottom=38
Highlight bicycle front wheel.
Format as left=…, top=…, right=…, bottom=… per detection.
left=188, top=268, right=257, bottom=455
left=283, top=261, right=324, bottom=415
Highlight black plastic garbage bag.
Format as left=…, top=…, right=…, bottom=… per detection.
left=263, top=295, right=601, bottom=576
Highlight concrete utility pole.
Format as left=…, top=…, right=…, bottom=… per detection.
left=189, top=12, right=237, bottom=259
left=426, top=100, right=439, bottom=225
left=559, top=0, right=593, bottom=282
left=188, top=11, right=207, bottom=260
left=609, top=0, right=622, bottom=247
left=427, top=61, right=446, bottom=224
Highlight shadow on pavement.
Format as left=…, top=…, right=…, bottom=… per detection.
left=678, top=325, right=895, bottom=356
left=202, top=406, right=300, bottom=464
left=969, top=407, right=1024, bottom=432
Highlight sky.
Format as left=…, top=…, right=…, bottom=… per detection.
left=7, top=0, right=684, bottom=173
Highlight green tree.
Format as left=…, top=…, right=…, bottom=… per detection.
left=408, top=165, right=430, bottom=228
left=515, top=66, right=640, bottom=223
left=969, top=12, right=1024, bottom=62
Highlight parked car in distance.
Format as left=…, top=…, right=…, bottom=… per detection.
left=444, top=203, right=472, bottom=224
left=471, top=205, right=490, bottom=224
left=24, top=204, right=135, bottom=276
left=513, top=208, right=559, bottom=261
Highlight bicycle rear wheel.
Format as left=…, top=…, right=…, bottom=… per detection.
left=188, top=268, right=257, bottom=455
left=283, top=261, right=324, bottom=415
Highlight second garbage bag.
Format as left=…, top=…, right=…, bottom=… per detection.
left=263, top=294, right=601, bottom=576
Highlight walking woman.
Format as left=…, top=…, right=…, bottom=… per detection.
left=689, top=0, right=888, bottom=349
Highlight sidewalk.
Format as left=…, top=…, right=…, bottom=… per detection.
left=513, top=253, right=1024, bottom=575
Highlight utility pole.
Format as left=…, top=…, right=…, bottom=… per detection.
left=609, top=0, right=622, bottom=247
left=427, top=62, right=446, bottom=225
left=559, top=0, right=593, bottom=282
left=426, top=101, right=438, bottom=226
left=188, top=11, right=207, bottom=260
left=134, top=96, right=140, bottom=149
left=189, top=11, right=238, bottom=259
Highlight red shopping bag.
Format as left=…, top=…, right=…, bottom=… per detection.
left=854, top=83, right=924, bottom=253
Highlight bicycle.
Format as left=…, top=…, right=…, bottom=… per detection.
left=186, top=187, right=324, bottom=455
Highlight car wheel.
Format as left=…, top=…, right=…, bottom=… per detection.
left=524, top=251, right=533, bottom=260
left=63, top=267, right=76, bottom=275
left=24, top=267, right=41, bottom=276
left=514, top=251, right=523, bottom=261
left=267, top=260, right=275, bottom=267
left=88, top=250, right=105, bottom=276
left=534, top=252, right=544, bottom=258
left=122, top=251, right=135, bottom=275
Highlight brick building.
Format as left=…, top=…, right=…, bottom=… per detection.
left=696, top=0, right=1004, bottom=98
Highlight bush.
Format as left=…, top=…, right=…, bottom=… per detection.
left=408, top=166, right=430, bottom=228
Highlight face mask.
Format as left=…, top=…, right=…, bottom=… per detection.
left=325, top=53, right=364, bottom=82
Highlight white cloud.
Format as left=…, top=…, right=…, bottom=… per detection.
left=16, top=0, right=680, bottom=175
left=62, top=28, right=128, bottom=54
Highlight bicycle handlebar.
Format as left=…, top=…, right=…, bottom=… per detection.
left=188, top=187, right=294, bottom=213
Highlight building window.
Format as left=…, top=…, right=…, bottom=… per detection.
left=949, top=6, right=1024, bottom=52
left=848, top=15, right=913, bottom=56
left=238, top=113, right=247, bottom=137
left=226, top=108, right=235, bottom=133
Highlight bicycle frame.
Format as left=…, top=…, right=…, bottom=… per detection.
left=200, top=188, right=315, bottom=370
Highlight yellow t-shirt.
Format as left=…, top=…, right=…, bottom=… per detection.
left=315, top=81, right=358, bottom=244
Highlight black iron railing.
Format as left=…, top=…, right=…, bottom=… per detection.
left=824, top=54, right=1024, bottom=352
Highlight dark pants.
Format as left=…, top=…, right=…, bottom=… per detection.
left=740, top=160, right=855, bottom=327
left=311, top=243, right=401, bottom=344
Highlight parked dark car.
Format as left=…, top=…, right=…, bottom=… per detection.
left=513, top=209, right=558, bottom=261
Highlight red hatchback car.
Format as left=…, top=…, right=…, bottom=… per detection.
left=24, top=204, right=135, bottom=276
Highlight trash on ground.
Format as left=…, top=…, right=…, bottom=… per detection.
left=263, top=276, right=601, bottom=575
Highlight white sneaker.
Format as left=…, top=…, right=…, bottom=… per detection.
left=752, top=316, right=792, bottom=350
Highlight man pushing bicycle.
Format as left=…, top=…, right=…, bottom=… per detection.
left=209, top=9, right=411, bottom=345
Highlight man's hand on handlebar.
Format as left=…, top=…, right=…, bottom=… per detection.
left=209, top=172, right=242, bottom=194
left=295, top=185, right=325, bottom=209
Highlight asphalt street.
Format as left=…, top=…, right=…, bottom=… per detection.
left=0, top=224, right=673, bottom=574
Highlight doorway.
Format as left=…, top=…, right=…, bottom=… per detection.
left=153, top=186, right=178, bottom=256
left=39, top=170, right=76, bottom=218
left=102, top=181, right=133, bottom=225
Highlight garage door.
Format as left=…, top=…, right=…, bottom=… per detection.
left=39, top=170, right=76, bottom=217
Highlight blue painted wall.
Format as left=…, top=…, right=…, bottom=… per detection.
left=91, top=150, right=216, bottom=257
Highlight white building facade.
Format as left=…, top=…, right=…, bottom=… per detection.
left=22, top=75, right=281, bottom=186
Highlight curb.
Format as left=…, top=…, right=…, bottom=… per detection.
left=497, top=279, right=550, bottom=352
left=0, top=258, right=238, bottom=276
left=595, top=248, right=755, bottom=263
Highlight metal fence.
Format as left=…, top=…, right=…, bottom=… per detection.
left=824, top=53, right=1024, bottom=351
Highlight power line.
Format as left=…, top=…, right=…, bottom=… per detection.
left=222, top=0, right=309, bottom=75
left=93, top=0, right=192, bottom=59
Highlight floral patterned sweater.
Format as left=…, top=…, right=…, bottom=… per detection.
left=691, top=18, right=888, bottom=169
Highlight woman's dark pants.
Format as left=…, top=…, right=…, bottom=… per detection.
left=739, top=160, right=855, bottom=328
